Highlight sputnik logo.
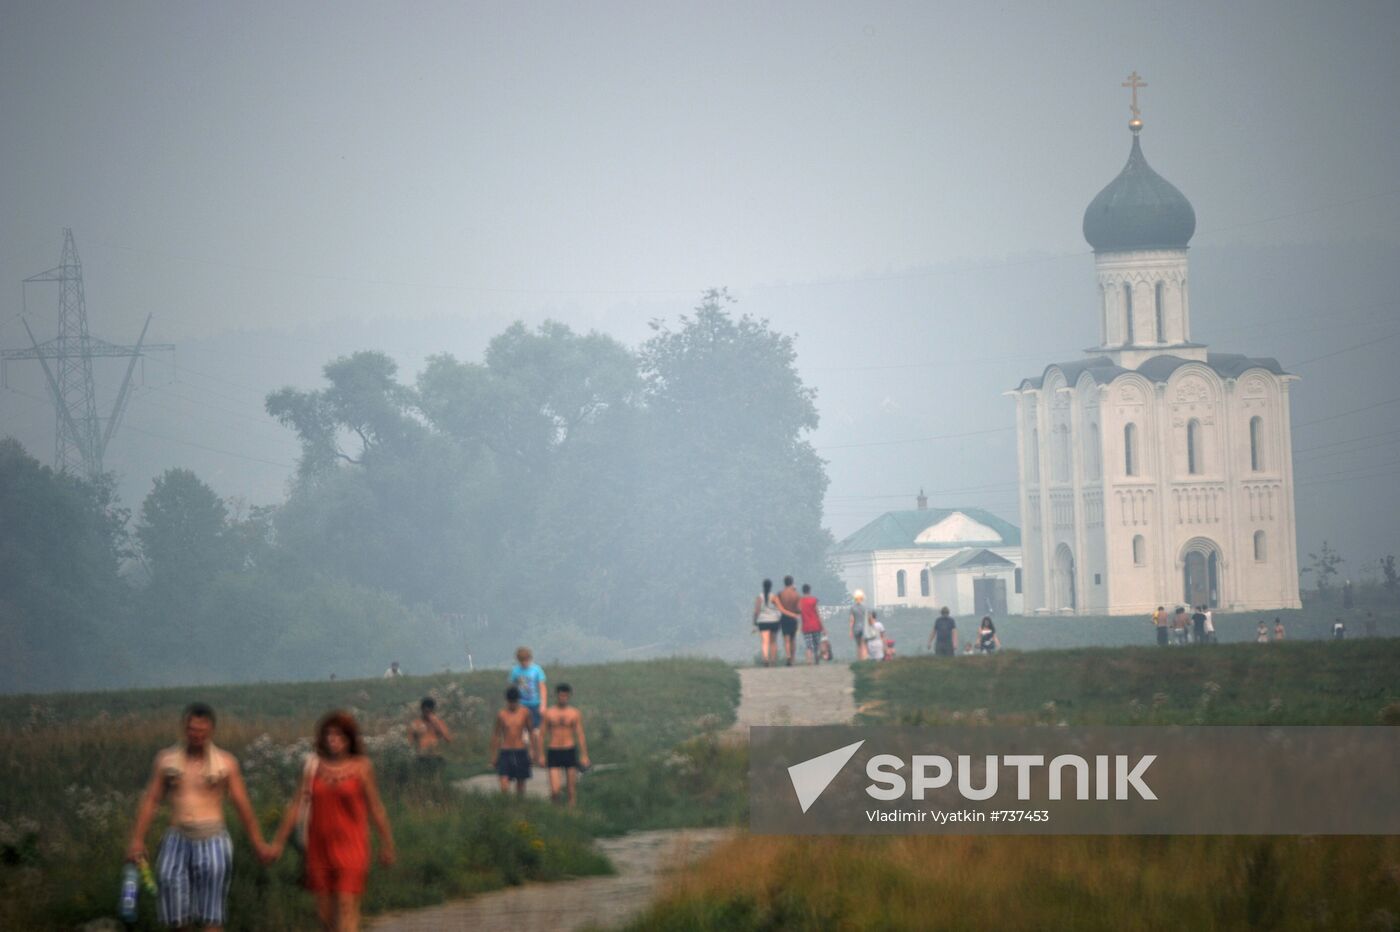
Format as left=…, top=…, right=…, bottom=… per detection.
left=787, top=740, right=865, bottom=813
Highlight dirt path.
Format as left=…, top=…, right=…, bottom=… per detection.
left=367, top=828, right=730, bottom=932
left=732, top=660, right=857, bottom=728
left=371, top=662, right=856, bottom=930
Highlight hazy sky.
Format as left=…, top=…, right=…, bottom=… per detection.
left=2, top=2, right=1398, bottom=575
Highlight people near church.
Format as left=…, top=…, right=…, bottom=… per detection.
left=1190, top=605, right=1207, bottom=645
left=383, top=661, right=402, bottom=678
left=1332, top=618, right=1346, bottom=640
left=1274, top=619, right=1285, bottom=641
left=1204, top=607, right=1216, bottom=644
left=753, top=579, right=782, bottom=666
left=777, top=575, right=802, bottom=667
left=849, top=591, right=870, bottom=661
left=865, top=611, right=887, bottom=661
left=798, top=584, right=824, bottom=665
left=978, top=617, right=1000, bottom=654
left=1257, top=621, right=1269, bottom=643
left=927, top=607, right=958, bottom=656
left=1152, top=606, right=1169, bottom=646
left=1172, top=607, right=1190, bottom=645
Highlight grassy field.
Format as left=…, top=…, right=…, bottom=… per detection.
left=0, top=657, right=741, bottom=931
left=628, top=639, right=1400, bottom=932
left=854, top=637, right=1400, bottom=725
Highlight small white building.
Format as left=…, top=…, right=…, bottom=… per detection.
left=831, top=495, right=1024, bottom=616
left=1010, top=105, right=1302, bottom=615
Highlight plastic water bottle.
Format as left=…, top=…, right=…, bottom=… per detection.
left=119, top=863, right=139, bottom=923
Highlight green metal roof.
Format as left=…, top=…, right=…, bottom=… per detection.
left=830, top=507, right=1021, bottom=555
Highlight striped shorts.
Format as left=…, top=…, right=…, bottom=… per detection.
left=156, top=828, right=233, bottom=927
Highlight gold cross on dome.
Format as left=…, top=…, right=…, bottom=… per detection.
left=1122, top=71, right=1147, bottom=119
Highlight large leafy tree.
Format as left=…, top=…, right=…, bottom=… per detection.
left=264, top=302, right=841, bottom=660
left=137, top=468, right=241, bottom=589
left=0, top=439, right=129, bottom=690
left=637, top=289, right=841, bottom=640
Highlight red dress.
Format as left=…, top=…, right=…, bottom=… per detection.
left=305, top=768, right=370, bottom=894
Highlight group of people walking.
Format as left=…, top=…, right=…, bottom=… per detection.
left=753, top=576, right=829, bottom=666
left=1151, top=604, right=1217, bottom=645
left=756, top=583, right=1004, bottom=665
left=124, top=645, right=589, bottom=932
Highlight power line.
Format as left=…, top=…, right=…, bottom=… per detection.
left=1293, top=427, right=1400, bottom=456
left=117, top=422, right=296, bottom=469
left=1289, top=331, right=1400, bottom=368
left=1294, top=396, right=1400, bottom=429
left=816, top=425, right=1015, bottom=452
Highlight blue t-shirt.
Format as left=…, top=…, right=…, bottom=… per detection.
left=508, top=663, right=546, bottom=707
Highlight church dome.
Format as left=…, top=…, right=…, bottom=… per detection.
left=1082, top=128, right=1196, bottom=252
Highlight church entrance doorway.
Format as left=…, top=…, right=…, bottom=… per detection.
left=973, top=577, right=1008, bottom=618
left=1181, top=541, right=1220, bottom=608
left=1053, top=544, right=1077, bottom=612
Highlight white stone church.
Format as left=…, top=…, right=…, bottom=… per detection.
left=1011, top=102, right=1302, bottom=615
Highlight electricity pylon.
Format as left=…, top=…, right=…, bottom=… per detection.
left=1, top=229, right=173, bottom=480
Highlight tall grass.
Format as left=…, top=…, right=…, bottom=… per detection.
left=0, top=657, right=740, bottom=930
left=627, top=834, right=1400, bottom=931
left=626, top=639, right=1400, bottom=931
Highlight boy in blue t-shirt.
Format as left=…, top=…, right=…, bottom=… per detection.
left=508, top=646, right=547, bottom=758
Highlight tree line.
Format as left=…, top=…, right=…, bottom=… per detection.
left=0, top=291, right=844, bottom=692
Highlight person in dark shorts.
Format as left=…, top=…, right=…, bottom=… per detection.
left=849, top=591, right=869, bottom=661
left=753, top=578, right=782, bottom=666
left=927, top=607, right=958, bottom=656
left=541, top=683, right=590, bottom=806
left=1191, top=605, right=1207, bottom=645
left=1152, top=606, right=1168, bottom=646
left=777, top=575, right=802, bottom=666
left=492, top=687, right=535, bottom=795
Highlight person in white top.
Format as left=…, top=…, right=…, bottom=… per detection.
left=865, top=612, right=887, bottom=661
left=1203, top=608, right=1215, bottom=644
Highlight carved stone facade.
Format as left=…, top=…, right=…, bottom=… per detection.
left=1013, top=118, right=1301, bottom=615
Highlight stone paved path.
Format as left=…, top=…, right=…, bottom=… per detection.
left=732, top=661, right=857, bottom=728
left=367, top=829, right=729, bottom=932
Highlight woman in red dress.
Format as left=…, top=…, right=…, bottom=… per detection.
left=271, top=711, right=395, bottom=931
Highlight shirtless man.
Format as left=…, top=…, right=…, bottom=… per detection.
left=409, top=697, right=452, bottom=764
left=540, top=683, right=590, bottom=806
left=125, top=703, right=269, bottom=932
left=776, top=575, right=802, bottom=666
left=491, top=687, right=535, bottom=795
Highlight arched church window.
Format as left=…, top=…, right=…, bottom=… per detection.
left=1123, top=283, right=1135, bottom=344
left=920, top=569, right=930, bottom=597
left=1086, top=423, right=1101, bottom=480
left=1250, top=416, right=1263, bottom=471
left=896, top=570, right=907, bottom=598
left=1154, top=282, right=1166, bottom=343
left=1124, top=423, right=1138, bottom=476
left=1132, top=535, right=1146, bottom=565
left=1187, top=419, right=1203, bottom=475
left=1254, top=530, right=1267, bottom=561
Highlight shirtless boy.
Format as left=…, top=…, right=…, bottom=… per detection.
left=125, top=703, right=269, bottom=932
left=409, top=697, right=452, bottom=771
left=540, top=683, right=590, bottom=806
left=492, top=687, right=535, bottom=795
